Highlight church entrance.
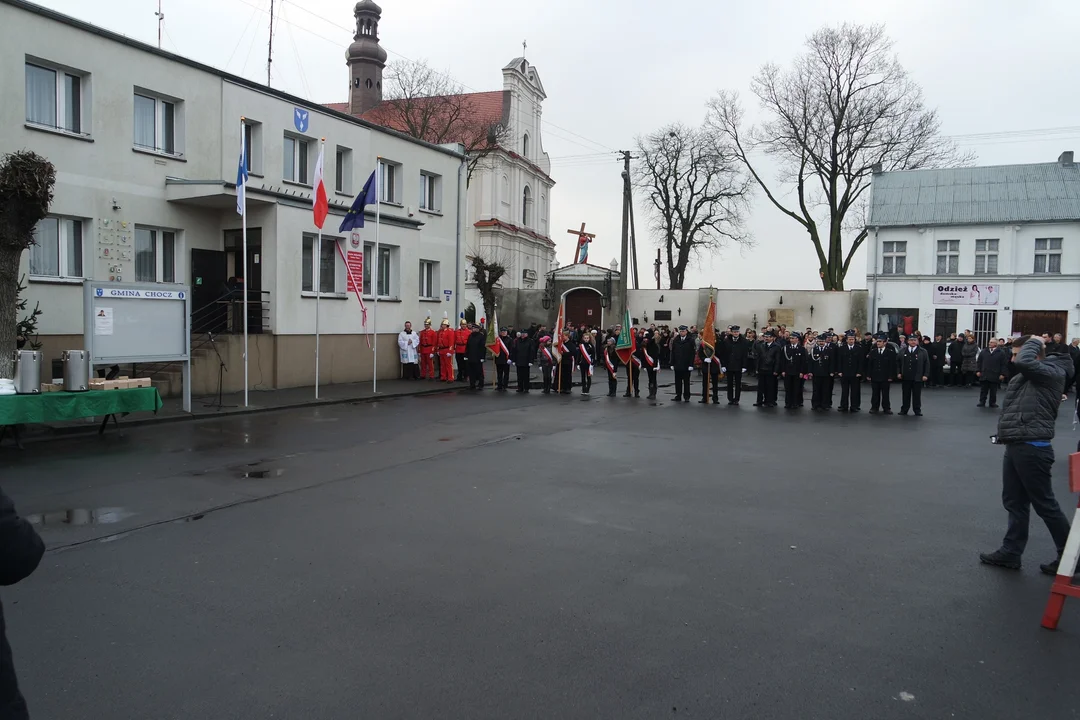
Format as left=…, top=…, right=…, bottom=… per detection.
left=565, top=288, right=603, bottom=328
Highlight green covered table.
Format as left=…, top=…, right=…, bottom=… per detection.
left=0, top=388, right=163, bottom=448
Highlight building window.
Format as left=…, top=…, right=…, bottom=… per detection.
left=25, top=62, right=84, bottom=134
left=30, top=216, right=83, bottom=279
left=973, top=309, right=997, bottom=350
left=936, top=239, right=959, bottom=275
left=133, top=92, right=179, bottom=155
left=362, top=243, right=393, bottom=297
left=974, top=239, right=999, bottom=275
left=522, top=133, right=529, bottom=158
left=420, top=172, right=441, bottom=212
left=522, top=185, right=532, bottom=227
left=934, top=308, right=957, bottom=339
left=335, top=146, right=353, bottom=194
left=302, top=234, right=337, bottom=293
left=419, top=260, right=437, bottom=299
left=284, top=134, right=310, bottom=184
left=500, top=175, right=510, bottom=206
left=243, top=120, right=264, bottom=175
left=379, top=160, right=400, bottom=203
left=882, top=240, right=906, bottom=275
left=134, top=227, right=176, bottom=283
left=1034, top=238, right=1062, bottom=274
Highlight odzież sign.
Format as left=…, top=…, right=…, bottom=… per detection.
left=933, top=284, right=999, bottom=306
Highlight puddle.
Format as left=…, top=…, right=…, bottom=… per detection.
left=229, top=460, right=287, bottom=479
left=26, top=507, right=134, bottom=527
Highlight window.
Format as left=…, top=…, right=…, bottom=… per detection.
left=500, top=175, right=510, bottom=206
left=418, top=260, right=438, bottom=299
left=379, top=160, right=400, bottom=203
left=522, top=133, right=529, bottom=158
left=243, top=120, right=264, bottom=175
left=420, top=172, right=441, bottom=212
left=522, top=185, right=532, bottom=227
left=362, top=243, right=393, bottom=297
left=973, top=309, right=997, bottom=350
left=335, top=146, right=352, bottom=194
left=302, top=234, right=337, bottom=293
left=1034, top=238, right=1062, bottom=274
left=284, top=134, right=310, bottom=184
left=882, top=240, right=906, bottom=274
left=975, top=239, right=999, bottom=275
left=133, top=92, right=178, bottom=155
left=30, top=217, right=83, bottom=278
left=134, top=227, right=176, bottom=283
left=934, top=308, right=957, bottom=339
left=936, top=239, right=959, bottom=275
left=25, top=62, right=83, bottom=134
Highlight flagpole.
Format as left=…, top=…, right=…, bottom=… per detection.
left=315, top=225, right=321, bottom=399
left=373, top=158, right=380, bottom=394
left=240, top=116, right=249, bottom=408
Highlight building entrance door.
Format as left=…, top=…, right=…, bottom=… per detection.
left=1011, top=310, right=1068, bottom=339
left=191, top=249, right=228, bottom=333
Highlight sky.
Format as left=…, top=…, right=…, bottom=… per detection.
left=33, top=0, right=1080, bottom=290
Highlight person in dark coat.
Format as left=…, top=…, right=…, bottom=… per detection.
left=670, top=325, right=696, bottom=402
left=0, top=485, right=45, bottom=720
left=947, top=335, right=966, bottom=387
left=867, top=334, right=897, bottom=414
left=639, top=330, right=660, bottom=399
left=512, top=330, right=535, bottom=394
left=556, top=330, right=577, bottom=394
left=494, top=328, right=512, bottom=391
left=698, top=335, right=721, bottom=404
left=898, top=335, right=930, bottom=415
left=980, top=336, right=1075, bottom=574
left=538, top=336, right=555, bottom=394
left=464, top=324, right=487, bottom=390
left=720, top=326, right=751, bottom=405
left=977, top=338, right=1009, bottom=408
left=836, top=331, right=865, bottom=412
left=928, top=334, right=947, bottom=387
left=755, top=330, right=781, bottom=408
left=602, top=337, right=621, bottom=397
left=577, top=332, right=595, bottom=395
left=808, top=332, right=837, bottom=411
left=780, top=333, right=807, bottom=409
left=961, top=336, right=980, bottom=387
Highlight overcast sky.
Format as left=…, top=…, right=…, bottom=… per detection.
left=35, top=0, right=1080, bottom=290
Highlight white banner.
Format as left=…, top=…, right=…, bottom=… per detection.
left=94, top=288, right=186, bottom=300
left=933, top=283, right=999, bottom=306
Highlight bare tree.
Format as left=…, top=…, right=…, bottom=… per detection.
left=379, top=59, right=511, bottom=185
left=468, top=248, right=508, bottom=329
left=0, top=151, right=54, bottom=378
left=707, top=23, right=972, bottom=291
left=634, top=123, right=752, bottom=290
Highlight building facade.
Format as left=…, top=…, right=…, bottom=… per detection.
left=2, top=0, right=466, bottom=395
left=324, top=1, right=556, bottom=328
left=867, top=153, right=1080, bottom=347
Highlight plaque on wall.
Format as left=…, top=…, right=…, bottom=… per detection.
left=767, top=308, right=795, bottom=327
left=96, top=218, right=134, bottom=282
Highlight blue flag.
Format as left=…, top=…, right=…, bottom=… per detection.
left=339, top=170, right=377, bottom=232
left=236, top=145, right=248, bottom=217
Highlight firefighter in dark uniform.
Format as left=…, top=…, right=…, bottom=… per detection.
left=640, top=329, right=660, bottom=399
left=867, top=333, right=897, bottom=414
left=836, top=330, right=865, bottom=412
left=808, top=332, right=837, bottom=411
left=670, top=325, right=696, bottom=402
left=755, top=330, right=781, bottom=407
left=721, top=325, right=750, bottom=406
left=698, top=334, right=721, bottom=404
left=781, top=332, right=807, bottom=409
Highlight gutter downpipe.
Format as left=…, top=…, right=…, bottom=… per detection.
left=870, top=226, right=880, bottom=332
left=455, top=150, right=466, bottom=323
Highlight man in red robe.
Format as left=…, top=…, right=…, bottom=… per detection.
left=437, top=318, right=457, bottom=382
left=419, top=318, right=437, bottom=380
left=454, top=319, right=471, bottom=382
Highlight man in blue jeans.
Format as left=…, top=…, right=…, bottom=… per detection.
left=980, top=335, right=1076, bottom=575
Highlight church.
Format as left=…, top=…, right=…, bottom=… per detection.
left=326, top=0, right=557, bottom=326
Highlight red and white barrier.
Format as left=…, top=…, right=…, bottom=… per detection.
left=1040, top=455, right=1080, bottom=630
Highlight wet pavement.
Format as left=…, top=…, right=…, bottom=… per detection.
left=2, top=383, right=1079, bottom=719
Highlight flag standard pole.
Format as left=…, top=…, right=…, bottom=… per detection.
left=373, top=159, right=380, bottom=394
left=315, top=226, right=321, bottom=399
left=240, top=116, right=249, bottom=408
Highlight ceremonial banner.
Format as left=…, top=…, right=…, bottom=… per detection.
left=615, top=306, right=636, bottom=364
left=701, top=293, right=717, bottom=359
left=552, top=299, right=566, bottom=362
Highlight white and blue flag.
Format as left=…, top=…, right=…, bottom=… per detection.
left=236, top=143, right=248, bottom=217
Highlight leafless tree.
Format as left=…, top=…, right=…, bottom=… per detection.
left=468, top=248, right=508, bottom=330
left=634, top=123, right=752, bottom=290
left=0, top=151, right=54, bottom=378
left=380, top=59, right=511, bottom=186
left=706, top=23, right=972, bottom=291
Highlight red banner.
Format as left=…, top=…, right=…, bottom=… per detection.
left=346, top=250, right=364, bottom=294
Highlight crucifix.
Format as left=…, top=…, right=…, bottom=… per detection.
left=522, top=40, right=527, bottom=56
left=567, top=222, right=596, bottom=264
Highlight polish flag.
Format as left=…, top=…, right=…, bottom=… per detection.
left=312, top=143, right=328, bottom=229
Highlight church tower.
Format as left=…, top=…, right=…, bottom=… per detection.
left=346, top=0, right=387, bottom=115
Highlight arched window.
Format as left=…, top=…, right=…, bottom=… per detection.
left=522, top=185, right=532, bottom=227
left=522, top=133, right=529, bottom=159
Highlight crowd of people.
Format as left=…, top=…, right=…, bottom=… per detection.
left=396, top=318, right=1080, bottom=416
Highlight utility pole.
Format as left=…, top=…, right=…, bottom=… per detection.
left=155, top=0, right=164, bottom=49
left=618, top=150, right=631, bottom=315
left=267, top=0, right=275, bottom=86
left=628, top=178, right=639, bottom=290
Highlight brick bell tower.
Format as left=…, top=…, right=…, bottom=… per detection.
left=346, top=0, right=387, bottom=115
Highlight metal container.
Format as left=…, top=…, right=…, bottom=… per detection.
left=13, top=350, right=42, bottom=394
left=61, top=350, right=91, bottom=392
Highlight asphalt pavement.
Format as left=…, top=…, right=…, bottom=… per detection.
left=2, top=382, right=1079, bottom=719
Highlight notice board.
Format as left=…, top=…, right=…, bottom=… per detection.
left=84, top=282, right=191, bottom=364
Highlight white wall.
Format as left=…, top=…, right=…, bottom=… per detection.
left=628, top=289, right=860, bottom=332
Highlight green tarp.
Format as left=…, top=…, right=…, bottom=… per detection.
left=0, top=388, right=162, bottom=426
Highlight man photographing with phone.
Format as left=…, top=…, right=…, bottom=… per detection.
left=980, top=335, right=1076, bottom=575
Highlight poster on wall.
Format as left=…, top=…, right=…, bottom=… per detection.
left=767, top=308, right=796, bottom=327
left=346, top=251, right=364, bottom=294
left=933, top=284, right=999, bottom=306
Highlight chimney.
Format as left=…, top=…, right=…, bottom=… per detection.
left=871, top=163, right=883, bottom=174
left=1059, top=151, right=1074, bottom=167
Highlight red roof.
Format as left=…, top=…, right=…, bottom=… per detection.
left=359, top=91, right=506, bottom=146
left=323, top=102, right=349, bottom=114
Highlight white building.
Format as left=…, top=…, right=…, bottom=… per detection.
left=2, top=0, right=467, bottom=395
left=323, top=1, right=556, bottom=326
left=866, top=152, right=1080, bottom=347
